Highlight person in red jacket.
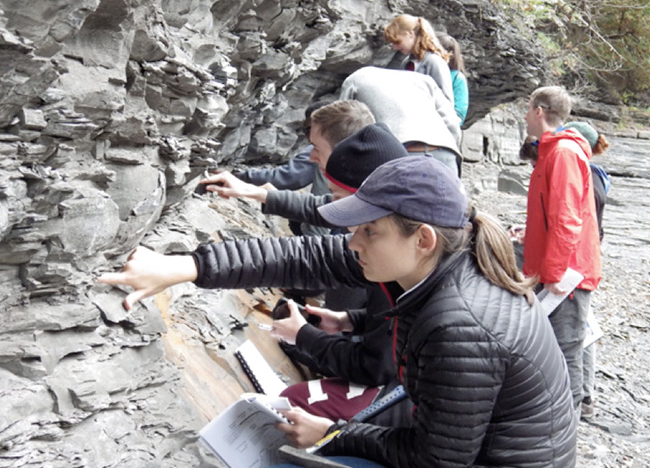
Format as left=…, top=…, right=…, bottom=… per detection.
left=523, top=85, right=602, bottom=410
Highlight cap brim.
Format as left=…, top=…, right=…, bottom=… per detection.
left=318, top=194, right=392, bottom=227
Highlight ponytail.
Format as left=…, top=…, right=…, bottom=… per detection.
left=390, top=210, right=537, bottom=304
left=592, top=133, right=610, bottom=155
left=385, top=14, right=450, bottom=62
left=470, top=212, right=537, bottom=304
left=412, top=17, right=450, bottom=62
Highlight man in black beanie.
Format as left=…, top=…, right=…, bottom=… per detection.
left=262, top=122, right=409, bottom=227
left=201, top=123, right=414, bottom=426
left=200, top=100, right=376, bottom=312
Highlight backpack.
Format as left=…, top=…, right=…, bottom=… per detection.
left=590, top=163, right=611, bottom=194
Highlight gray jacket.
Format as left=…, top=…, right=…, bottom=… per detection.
left=397, top=51, right=455, bottom=106
left=340, top=66, right=462, bottom=152
left=262, top=190, right=333, bottom=229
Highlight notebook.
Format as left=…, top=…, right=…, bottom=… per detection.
left=200, top=393, right=291, bottom=468
left=235, top=339, right=288, bottom=396
left=584, top=306, right=604, bottom=348
left=537, top=268, right=584, bottom=316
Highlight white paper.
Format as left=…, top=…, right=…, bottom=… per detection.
left=199, top=393, right=291, bottom=468
left=236, top=340, right=288, bottom=397
left=583, top=306, right=604, bottom=348
left=537, top=268, right=585, bottom=316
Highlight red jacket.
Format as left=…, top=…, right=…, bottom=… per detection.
left=523, top=129, right=601, bottom=290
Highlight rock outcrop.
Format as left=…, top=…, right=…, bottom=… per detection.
left=1, top=1, right=646, bottom=467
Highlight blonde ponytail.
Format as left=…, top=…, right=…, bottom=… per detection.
left=412, top=17, right=450, bottom=62
left=385, top=14, right=450, bottom=62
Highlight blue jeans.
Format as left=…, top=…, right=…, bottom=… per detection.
left=270, top=456, right=387, bottom=468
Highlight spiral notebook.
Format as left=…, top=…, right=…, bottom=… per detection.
left=235, top=339, right=288, bottom=397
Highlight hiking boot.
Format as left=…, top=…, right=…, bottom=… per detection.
left=581, top=397, right=594, bottom=420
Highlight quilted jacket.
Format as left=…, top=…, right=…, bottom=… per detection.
left=191, top=236, right=577, bottom=467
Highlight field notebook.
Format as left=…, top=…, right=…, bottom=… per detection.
left=200, top=393, right=291, bottom=468
left=234, top=339, right=288, bottom=396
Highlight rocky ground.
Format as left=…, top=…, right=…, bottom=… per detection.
left=464, top=133, right=650, bottom=468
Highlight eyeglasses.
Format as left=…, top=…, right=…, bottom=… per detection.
left=525, top=103, right=551, bottom=113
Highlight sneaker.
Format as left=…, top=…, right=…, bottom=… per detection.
left=581, top=398, right=594, bottom=420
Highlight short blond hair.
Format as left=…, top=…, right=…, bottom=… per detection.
left=310, top=100, right=375, bottom=148
left=529, top=86, right=572, bottom=127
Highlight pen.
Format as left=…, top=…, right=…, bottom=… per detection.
left=305, top=429, right=341, bottom=454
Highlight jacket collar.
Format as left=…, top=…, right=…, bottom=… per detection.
left=539, top=127, right=593, bottom=161
left=384, top=249, right=470, bottom=318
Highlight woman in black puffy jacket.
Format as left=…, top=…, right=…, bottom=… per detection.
left=99, top=156, right=577, bottom=468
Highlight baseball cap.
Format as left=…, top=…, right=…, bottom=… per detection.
left=318, top=155, right=468, bottom=228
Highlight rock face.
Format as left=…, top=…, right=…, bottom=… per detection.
left=1, top=1, right=648, bottom=467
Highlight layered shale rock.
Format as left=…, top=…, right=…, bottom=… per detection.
left=1, top=1, right=646, bottom=467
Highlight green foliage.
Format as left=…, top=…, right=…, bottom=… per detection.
left=589, top=1, right=650, bottom=97
left=535, top=31, right=567, bottom=77
left=498, top=0, right=650, bottom=106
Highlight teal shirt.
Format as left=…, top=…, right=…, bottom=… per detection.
left=450, top=70, right=469, bottom=124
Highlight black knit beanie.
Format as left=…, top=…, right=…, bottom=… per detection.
left=325, top=123, right=408, bottom=192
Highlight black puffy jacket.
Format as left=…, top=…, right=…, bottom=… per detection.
left=193, top=234, right=395, bottom=386
left=252, top=191, right=399, bottom=386
left=191, top=236, right=576, bottom=468
left=290, top=284, right=395, bottom=387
